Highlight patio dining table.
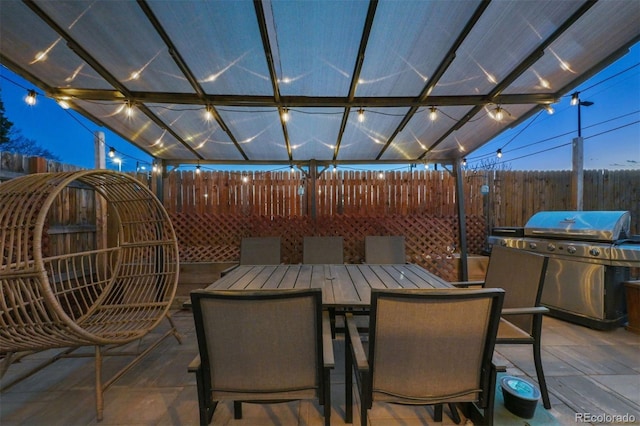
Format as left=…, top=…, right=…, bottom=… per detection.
left=203, top=263, right=453, bottom=309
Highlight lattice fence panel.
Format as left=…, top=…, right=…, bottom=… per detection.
left=169, top=213, right=487, bottom=281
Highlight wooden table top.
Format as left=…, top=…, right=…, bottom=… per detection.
left=204, top=263, right=452, bottom=308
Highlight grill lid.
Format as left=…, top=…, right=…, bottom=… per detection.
left=524, top=211, right=631, bottom=242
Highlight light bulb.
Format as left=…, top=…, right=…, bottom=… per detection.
left=545, top=105, right=555, bottom=115
left=205, top=105, right=213, bottom=121
left=25, top=90, right=36, bottom=106
left=429, top=106, right=437, bottom=121
left=281, top=108, right=289, bottom=122
left=494, top=107, right=504, bottom=121
left=570, top=92, right=579, bottom=106
left=358, top=108, right=365, bottom=123
left=125, top=101, right=134, bottom=117
left=57, top=99, right=70, bottom=109
left=497, top=149, right=503, bottom=158
left=109, top=147, right=116, bottom=158
left=196, top=165, right=201, bottom=174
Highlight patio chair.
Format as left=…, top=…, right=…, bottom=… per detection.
left=221, top=236, right=281, bottom=276
left=303, top=236, right=344, bottom=264
left=189, top=288, right=334, bottom=426
left=453, top=245, right=551, bottom=409
left=364, top=235, right=406, bottom=263
left=345, top=288, right=505, bottom=425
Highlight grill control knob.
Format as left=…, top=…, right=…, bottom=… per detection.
left=567, top=246, right=577, bottom=254
left=589, top=247, right=601, bottom=257
left=529, top=242, right=537, bottom=250
left=547, top=243, right=555, bottom=252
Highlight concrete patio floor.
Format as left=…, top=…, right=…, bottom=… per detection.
left=1, top=309, right=638, bottom=425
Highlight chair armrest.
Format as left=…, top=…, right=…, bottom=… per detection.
left=220, top=264, right=239, bottom=277
left=502, top=306, right=549, bottom=316
left=492, top=361, right=507, bottom=373
left=188, top=355, right=201, bottom=373
left=450, top=280, right=485, bottom=288
left=322, top=311, right=335, bottom=368
left=345, top=313, right=368, bottom=372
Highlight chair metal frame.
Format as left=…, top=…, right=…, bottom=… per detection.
left=453, top=245, right=552, bottom=409
left=345, top=288, right=505, bottom=425
left=189, top=288, right=334, bottom=426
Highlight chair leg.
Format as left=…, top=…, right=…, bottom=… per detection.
left=324, top=368, right=331, bottom=426
left=345, top=328, right=353, bottom=423
left=360, top=374, right=370, bottom=426
left=194, top=366, right=215, bottom=425
left=329, top=308, right=337, bottom=338
left=434, top=404, right=443, bottom=422
left=233, top=401, right=242, bottom=419
left=533, top=339, right=551, bottom=409
left=448, top=403, right=461, bottom=424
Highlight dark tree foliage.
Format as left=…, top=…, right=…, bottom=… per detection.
left=0, top=91, right=14, bottom=144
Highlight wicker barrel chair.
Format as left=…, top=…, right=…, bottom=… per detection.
left=0, top=170, right=180, bottom=420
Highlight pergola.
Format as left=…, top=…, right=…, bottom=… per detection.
left=1, top=0, right=639, bottom=276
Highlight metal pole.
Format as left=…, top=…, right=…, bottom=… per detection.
left=577, top=101, right=582, bottom=137
left=454, top=158, right=468, bottom=281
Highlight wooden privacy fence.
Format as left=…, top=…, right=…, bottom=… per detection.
left=157, top=168, right=638, bottom=234
left=1, top=152, right=638, bottom=280
left=161, top=169, right=467, bottom=217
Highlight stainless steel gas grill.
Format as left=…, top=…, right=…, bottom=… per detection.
left=488, top=211, right=640, bottom=330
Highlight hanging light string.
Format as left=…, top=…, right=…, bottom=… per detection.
left=0, top=72, right=153, bottom=169
left=499, top=110, right=543, bottom=151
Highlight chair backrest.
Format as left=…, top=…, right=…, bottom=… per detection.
left=365, top=236, right=406, bottom=264
left=190, top=288, right=324, bottom=401
left=240, top=237, right=281, bottom=265
left=303, top=236, right=344, bottom=264
left=484, top=245, right=549, bottom=333
left=368, top=288, right=504, bottom=407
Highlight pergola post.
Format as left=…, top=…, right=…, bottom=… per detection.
left=454, top=159, right=469, bottom=281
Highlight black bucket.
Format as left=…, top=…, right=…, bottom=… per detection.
left=500, top=376, right=541, bottom=419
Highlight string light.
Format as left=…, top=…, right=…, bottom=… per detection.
left=333, top=164, right=337, bottom=172
left=125, top=100, right=134, bottom=117
left=25, top=90, right=36, bottom=106
left=195, top=164, right=201, bottom=174
left=204, top=105, right=214, bottom=121
left=493, top=106, right=504, bottom=121
left=358, top=108, right=365, bottom=123
left=108, top=147, right=116, bottom=158
left=290, top=164, right=295, bottom=173
left=429, top=106, right=438, bottom=121
left=462, top=158, right=467, bottom=166
left=152, top=162, right=158, bottom=173
left=570, top=92, right=580, bottom=106
left=496, top=148, right=503, bottom=158
left=281, top=108, right=290, bottom=122
left=545, top=105, right=554, bottom=115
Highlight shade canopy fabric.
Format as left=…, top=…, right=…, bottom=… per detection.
left=1, top=0, right=638, bottom=166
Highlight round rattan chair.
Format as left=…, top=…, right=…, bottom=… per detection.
left=0, top=170, right=179, bottom=419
